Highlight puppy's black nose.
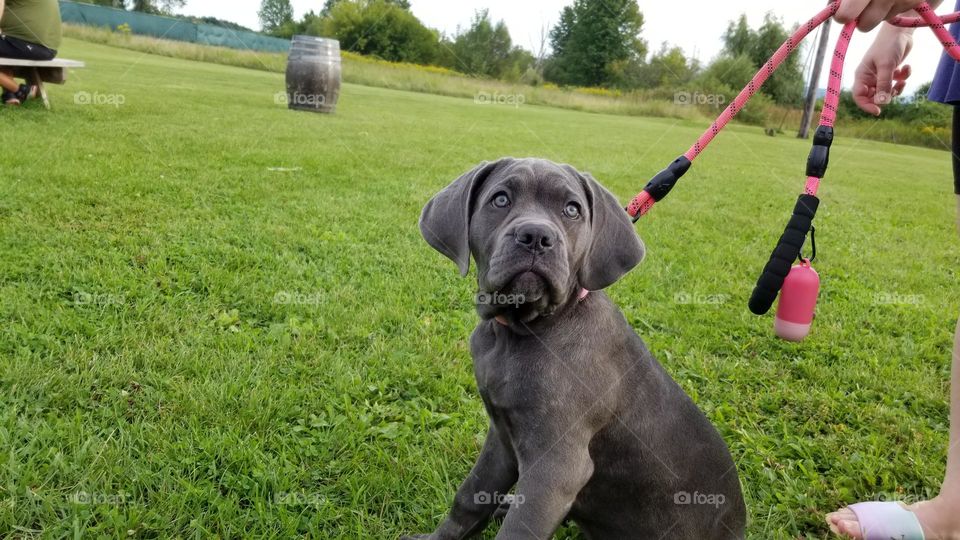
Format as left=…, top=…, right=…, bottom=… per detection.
left=515, top=223, right=555, bottom=253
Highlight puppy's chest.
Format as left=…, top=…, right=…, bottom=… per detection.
left=470, top=325, right=578, bottom=409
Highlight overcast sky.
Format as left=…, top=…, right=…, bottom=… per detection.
left=178, top=0, right=950, bottom=95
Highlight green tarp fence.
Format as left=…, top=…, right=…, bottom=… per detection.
left=59, top=1, right=290, bottom=53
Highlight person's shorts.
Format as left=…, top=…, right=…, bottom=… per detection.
left=0, top=34, right=56, bottom=61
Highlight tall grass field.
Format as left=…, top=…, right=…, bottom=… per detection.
left=1, top=37, right=958, bottom=538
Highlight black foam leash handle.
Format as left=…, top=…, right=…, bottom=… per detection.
left=748, top=194, right=820, bottom=315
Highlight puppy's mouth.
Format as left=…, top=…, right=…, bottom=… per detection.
left=502, top=270, right=548, bottom=304
left=477, top=259, right=569, bottom=324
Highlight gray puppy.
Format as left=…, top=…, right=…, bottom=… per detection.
left=406, top=158, right=745, bottom=540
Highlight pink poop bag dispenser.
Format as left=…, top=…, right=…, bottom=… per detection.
left=774, top=260, right=820, bottom=342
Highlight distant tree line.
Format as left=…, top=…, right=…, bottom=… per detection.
left=76, top=0, right=255, bottom=31
left=77, top=0, right=187, bottom=16
left=188, top=17, right=254, bottom=33
left=256, top=0, right=806, bottom=105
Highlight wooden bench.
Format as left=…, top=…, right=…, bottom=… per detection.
left=0, top=58, right=85, bottom=109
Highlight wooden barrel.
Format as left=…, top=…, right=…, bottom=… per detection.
left=285, top=36, right=341, bottom=114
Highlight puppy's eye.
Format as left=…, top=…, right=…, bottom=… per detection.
left=564, top=202, right=581, bottom=219
left=492, top=192, right=511, bottom=208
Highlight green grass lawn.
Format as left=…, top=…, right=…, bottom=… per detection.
left=1, top=38, right=958, bottom=539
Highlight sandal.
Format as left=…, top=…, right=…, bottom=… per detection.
left=3, top=89, right=20, bottom=106
left=847, top=502, right=926, bottom=540
left=14, top=84, right=37, bottom=103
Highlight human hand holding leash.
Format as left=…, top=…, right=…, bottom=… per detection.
left=854, top=23, right=915, bottom=114
left=848, top=0, right=942, bottom=114
left=835, top=0, right=931, bottom=30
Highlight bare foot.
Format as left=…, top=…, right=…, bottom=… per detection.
left=826, top=495, right=960, bottom=539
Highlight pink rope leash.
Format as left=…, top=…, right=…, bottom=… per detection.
left=626, top=0, right=960, bottom=219
left=891, top=10, right=960, bottom=26
left=625, top=1, right=960, bottom=316
left=685, top=3, right=839, bottom=161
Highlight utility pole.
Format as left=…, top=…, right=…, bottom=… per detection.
left=799, top=18, right=831, bottom=139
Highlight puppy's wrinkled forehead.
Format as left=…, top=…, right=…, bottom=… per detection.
left=474, top=159, right=587, bottom=210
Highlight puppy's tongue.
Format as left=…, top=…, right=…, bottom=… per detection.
left=506, top=271, right=546, bottom=303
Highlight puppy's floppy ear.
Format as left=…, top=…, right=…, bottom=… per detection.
left=420, top=160, right=507, bottom=276
left=572, top=168, right=646, bottom=291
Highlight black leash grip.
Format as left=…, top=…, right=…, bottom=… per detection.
left=749, top=194, right=820, bottom=315
left=627, top=156, right=691, bottom=221
left=644, top=156, right=692, bottom=201
left=806, top=126, right=833, bottom=178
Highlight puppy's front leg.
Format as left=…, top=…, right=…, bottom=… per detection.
left=409, top=423, right=518, bottom=540
left=494, top=429, right=594, bottom=540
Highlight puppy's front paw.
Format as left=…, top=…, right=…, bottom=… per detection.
left=399, top=535, right=431, bottom=540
